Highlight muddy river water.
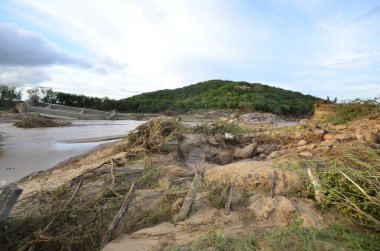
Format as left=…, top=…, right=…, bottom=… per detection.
left=0, top=120, right=144, bottom=186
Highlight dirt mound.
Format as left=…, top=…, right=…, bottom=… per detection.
left=14, top=114, right=71, bottom=128
left=204, top=160, right=301, bottom=195
left=248, top=195, right=324, bottom=227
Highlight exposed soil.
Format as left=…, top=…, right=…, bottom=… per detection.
left=1, top=108, right=380, bottom=250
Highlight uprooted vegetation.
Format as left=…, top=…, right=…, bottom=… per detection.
left=14, top=114, right=71, bottom=128
left=276, top=146, right=380, bottom=230
left=2, top=114, right=380, bottom=250
left=120, top=116, right=182, bottom=153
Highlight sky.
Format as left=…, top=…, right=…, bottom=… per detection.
left=0, top=0, right=379, bottom=100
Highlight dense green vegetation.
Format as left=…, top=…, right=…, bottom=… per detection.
left=1, top=80, right=321, bottom=115
left=0, top=85, right=22, bottom=109
left=117, top=80, right=321, bottom=115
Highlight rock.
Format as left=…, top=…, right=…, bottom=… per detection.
left=309, top=129, right=325, bottom=142
left=256, top=145, right=266, bottom=154
left=321, top=139, right=335, bottom=149
left=233, top=143, right=258, bottom=159
left=323, top=133, right=334, bottom=140
left=208, top=150, right=233, bottom=165
left=307, top=144, right=316, bottom=150
left=297, top=146, right=308, bottom=152
left=267, top=151, right=279, bottom=159
left=335, top=125, right=347, bottom=130
left=297, top=140, right=307, bottom=146
left=364, top=130, right=378, bottom=143
left=355, top=134, right=365, bottom=140
left=299, top=151, right=313, bottom=158
left=294, top=132, right=304, bottom=140
left=334, top=134, right=350, bottom=142
left=178, top=134, right=213, bottom=165
left=258, top=153, right=267, bottom=160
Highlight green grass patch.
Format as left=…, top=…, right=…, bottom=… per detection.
left=263, top=220, right=380, bottom=251
left=173, top=229, right=258, bottom=251
left=324, top=101, right=380, bottom=125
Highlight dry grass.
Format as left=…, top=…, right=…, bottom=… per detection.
left=201, top=180, right=229, bottom=209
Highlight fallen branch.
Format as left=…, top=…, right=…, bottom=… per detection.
left=109, top=158, right=119, bottom=196
left=100, top=182, right=136, bottom=249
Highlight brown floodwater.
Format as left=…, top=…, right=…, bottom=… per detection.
left=0, top=120, right=144, bottom=186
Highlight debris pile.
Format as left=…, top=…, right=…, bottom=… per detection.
left=14, top=114, right=71, bottom=128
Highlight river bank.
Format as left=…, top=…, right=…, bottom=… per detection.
left=1, top=105, right=379, bottom=250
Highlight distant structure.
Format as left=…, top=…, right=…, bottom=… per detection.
left=16, top=99, right=132, bottom=120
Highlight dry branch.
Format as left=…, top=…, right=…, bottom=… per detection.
left=100, top=182, right=136, bottom=248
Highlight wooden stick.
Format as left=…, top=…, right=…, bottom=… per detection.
left=71, top=159, right=111, bottom=183
left=224, top=183, right=234, bottom=215
left=176, top=173, right=202, bottom=222
left=307, top=168, right=324, bottom=203
left=109, top=158, right=119, bottom=196
left=100, top=182, right=136, bottom=249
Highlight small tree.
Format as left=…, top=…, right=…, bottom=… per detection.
left=27, top=87, right=48, bottom=100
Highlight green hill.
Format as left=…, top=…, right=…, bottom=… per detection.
left=117, top=80, right=321, bottom=115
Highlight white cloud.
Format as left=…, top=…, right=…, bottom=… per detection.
left=0, top=23, right=91, bottom=67
left=0, top=67, right=51, bottom=87
left=0, top=0, right=378, bottom=100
